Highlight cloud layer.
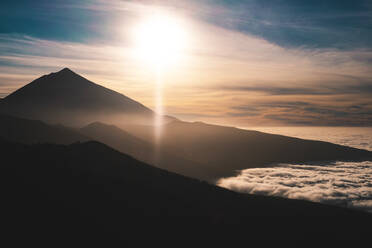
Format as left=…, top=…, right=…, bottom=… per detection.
left=218, top=127, right=372, bottom=213
left=218, top=161, right=372, bottom=213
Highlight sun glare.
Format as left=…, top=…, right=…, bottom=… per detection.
left=133, top=13, right=188, bottom=69
left=131, top=12, right=189, bottom=147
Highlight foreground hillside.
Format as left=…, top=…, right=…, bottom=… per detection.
left=1, top=138, right=371, bottom=245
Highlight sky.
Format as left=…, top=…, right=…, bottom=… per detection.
left=0, top=0, right=371, bottom=126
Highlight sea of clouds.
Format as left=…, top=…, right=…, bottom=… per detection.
left=218, top=127, right=372, bottom=213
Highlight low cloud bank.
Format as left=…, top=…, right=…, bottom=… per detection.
left=218, top=161, right=372, bottom=213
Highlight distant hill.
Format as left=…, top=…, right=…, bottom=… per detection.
left=0, top=114, right=210, bottom=180
left=80, top=122, right=212, bottom=180
left=122, top=120, right=372, bottom=179
left=0, top=68, right=162, bottom=126
left=0, top=114, right=88, bottom=144
left=1, top=138, right=371, bottom=245
left=6, top=114, right=371, bottom=182
left=81, top=121, right=153, bottom=158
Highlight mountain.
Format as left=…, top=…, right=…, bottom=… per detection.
left=0, top=68, right=158, bottom=126
left=121, top=120, right=372, bottom=179
left=80, top=122, right=212, bottom=180
left=0, top=114, right=88, bottom=144
left=80, top=121, right=153, bottom=159
left=0, top=114, right=209, bottom=180
left=1, top=138, right=370, bottom=245
left=1, top=68, right=371, bottom=181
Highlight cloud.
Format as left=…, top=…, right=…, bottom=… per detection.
left=219, top=80, right=372, bottom=96
left=9, top=0, right=371, bottom=50
left=217, top=161, right=372, bottom=213
left=226, top=99, right=372, bottom=126
left=202, top=0, right=372, bottom=49
left=220, top=86, right=331, bottom=96
left=96, top=0, right=372, bottom=50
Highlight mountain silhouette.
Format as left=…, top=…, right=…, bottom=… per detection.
left=80, top=121, right=213, bottom=179
left=0, top=114, right=89, bottom=144
left=122, top=120, right=372, bottom=179
left=1, top=138, right=371, bottom=245
left=0, top=114, right=217, bottom=180
left=0, top=68, right=159, bottom=126
left=2, top=113, right=371, bottom=182
left=0, top=68, right=371, bottom=181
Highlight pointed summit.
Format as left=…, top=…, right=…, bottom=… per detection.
left=42, top=67, right=81, bottom=81
left=55, top=67, right=77, bottom=76
left=0, top=68, right=158, bottom=126
left=60, top=67, right=73, bottom=73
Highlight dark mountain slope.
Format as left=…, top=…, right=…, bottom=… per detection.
left=0, top=68, right=157, bottom=126
left=80, top=122, right=212, bottom=180
left=0, top=114, right=210, bottom=180
left=1, top=139, right=371, bottom=245
left=0, top=114, right=89, bottom=144
left=122, top=120, right=372, bottom=179
left=81, top=121, right=153, bottom=160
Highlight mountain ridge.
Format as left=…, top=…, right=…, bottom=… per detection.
left=121, top=120, right=372, bottom=179
left=0, top=68, right=157, bottom=126
left=4, top=113, right=370, bottom=182
left=1, top=68, right=371, bottom=181
left=0, top=114, right=89, bottom=144
left=80, top=121, right=214, bottom=180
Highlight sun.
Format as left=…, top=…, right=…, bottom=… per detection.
left=133, top=13, right=188, bottom=69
